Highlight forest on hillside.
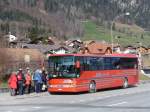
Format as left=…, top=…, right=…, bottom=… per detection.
left=0, top=0, right=150, bottom=41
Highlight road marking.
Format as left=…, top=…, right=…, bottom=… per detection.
left=108, top=101, right=127, bottom=106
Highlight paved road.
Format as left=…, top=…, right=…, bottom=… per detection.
left=1, top=83, right=150, bottom=112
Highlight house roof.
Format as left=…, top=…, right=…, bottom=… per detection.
left=66, top=38, right=82, bottom=42
left=66, top=39, right=82, bottom=46
left=137, top=46, right=148, bottom=49
left=83, top=40, right=95, bottom=46
left=19, top=43, right=73, bottom=53
left=86, top=41, right=112, bottom=54
left=20, top=43, right=59, bottom=53
left=83, top=40, right=107, bottom=45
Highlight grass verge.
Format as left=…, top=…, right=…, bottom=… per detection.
left=139, top=74, right=150, bottom=80
left=0, top=81, right=8, bottom=88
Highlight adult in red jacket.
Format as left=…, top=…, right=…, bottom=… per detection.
left=25, top=68, right=31, bottom=94
left=8, top=72, right=17, bottom=96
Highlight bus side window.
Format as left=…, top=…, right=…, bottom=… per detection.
left=112, top=57, right=120, bottom=70
left=97, top=57, right=104, bottom=70
left=79, top=57, right=84, bottom=71
left=104, top=58, right=112, bottom=70
left=84, top=57, right=90, bottom=71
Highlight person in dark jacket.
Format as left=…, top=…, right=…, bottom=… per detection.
left=41, top=70, right=48, bottom=91
left=17, top=68, right=25, bottom=95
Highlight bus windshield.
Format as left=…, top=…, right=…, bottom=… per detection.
left=48, top=56, right=78, bottom=78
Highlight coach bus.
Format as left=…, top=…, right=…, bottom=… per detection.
left=48, top=53, right=139, bottom=93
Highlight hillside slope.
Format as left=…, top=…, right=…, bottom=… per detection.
left=83, top=20, right=150, bottom=47
left=0, top=0, right=149, bottom=44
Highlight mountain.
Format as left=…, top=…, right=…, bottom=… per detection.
left=0, top=0, right=149, bottom=41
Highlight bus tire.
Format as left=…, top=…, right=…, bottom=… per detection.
left=122, top=78, right=128, bottom=89
left=89, top=81, right=96, bottom=93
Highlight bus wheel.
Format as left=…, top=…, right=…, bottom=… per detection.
left=122, top=78, right=128, bottom=89
left=89, top=81, right=96, bottom=93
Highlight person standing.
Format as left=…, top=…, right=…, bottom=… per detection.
left=33, top=69, right=43, bottom=93
left=25, top=68, right=31, bottom=94
left=17, top=68, right=24, bottom=95
left=8, top=72, right=17, bottom=96
left=41, top=70, right=48, bottom=91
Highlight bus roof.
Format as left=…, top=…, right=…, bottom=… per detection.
left=49, top=53, right=138, bottom=58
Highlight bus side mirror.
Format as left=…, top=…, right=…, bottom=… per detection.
left=75, top=61, right=80, bottom=69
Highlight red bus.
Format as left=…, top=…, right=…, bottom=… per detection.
left=48, top=53, right=139, bottom=93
